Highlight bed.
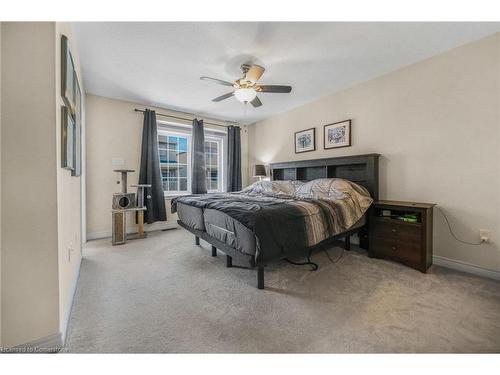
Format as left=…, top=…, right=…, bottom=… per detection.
left=172, top=154, right=379, bottom=289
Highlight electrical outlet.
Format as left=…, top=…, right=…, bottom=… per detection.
left=480, top=230, right=491, bottom=244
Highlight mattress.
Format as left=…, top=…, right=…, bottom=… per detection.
left=176, top=202, right=205, bottom=231
left=203, top=208, right=257, bottom=257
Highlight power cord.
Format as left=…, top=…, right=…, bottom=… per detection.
left=324, top=247, right=345, bottom=263
left=284, top=249, right=319, bottom=271
left=436, top=206, right=482, bottom=246
left=284, top=244, right=346, bottom=271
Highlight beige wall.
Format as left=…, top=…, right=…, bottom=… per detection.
left=0, top=21, right=3, bottom=347
left=0, top=22, right=83, bottom=348
left=1, top=22, right=60, bottom=347
left=55, top=22, right=84, bottom=342
left=85, top=94, right=249, bottom=239
left=249, top=33, right=500, bottom=273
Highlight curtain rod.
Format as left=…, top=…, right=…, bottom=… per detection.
left=134, top=108, right=236, bottom=129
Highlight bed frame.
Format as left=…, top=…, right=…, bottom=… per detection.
left=178, top=153, right=380, bottom=289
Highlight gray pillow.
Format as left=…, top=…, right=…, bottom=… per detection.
left=242, top=180, right=303, bottom=197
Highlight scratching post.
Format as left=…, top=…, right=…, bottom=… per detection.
left=137, top=211, right=145, bottom=238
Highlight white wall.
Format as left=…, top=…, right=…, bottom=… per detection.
left=249, top=33, right=500, bottom=273
left=85, top=94, right=249, bottom=239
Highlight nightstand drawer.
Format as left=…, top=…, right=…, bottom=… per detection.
left=370, top=236, right=421, bottom=265
left=370, top=218, right=421, bottom=242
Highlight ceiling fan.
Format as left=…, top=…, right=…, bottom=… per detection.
left=200, top=64, right=292, bottom=108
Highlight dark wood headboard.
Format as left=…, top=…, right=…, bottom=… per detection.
left=270, top=153, right=380, bottom=200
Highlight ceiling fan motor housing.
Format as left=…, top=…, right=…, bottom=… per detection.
left=240, top=63, right=252, bottom=74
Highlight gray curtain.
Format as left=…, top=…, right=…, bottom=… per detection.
left=191, top=118, right=207, bottom=194
left=227, top=125, right=242, bottom=192
left=139, top=109, right=167, bottom=223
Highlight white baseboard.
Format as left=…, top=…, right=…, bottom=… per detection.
left=87, top=222, right=178, bottom=241
left=433, top=255, right=500, bottom=281
left=60, top=255, right=82, bottom=345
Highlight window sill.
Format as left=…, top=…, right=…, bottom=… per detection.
left=163, top=191, right=223, bottom=199
left=164, top=192, right=189, bottom=199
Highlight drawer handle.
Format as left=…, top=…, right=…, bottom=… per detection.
left=391, top=228, right=397, bottom=233
left=392, top=246, right=397, bottom=251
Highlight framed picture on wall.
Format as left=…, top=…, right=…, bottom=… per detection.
left=294, top=128, right=316, bottom=153
left=72, top=72, right=82, bottom=177
left=324, top=119, right=351, bottom=149
left=62, top=106, right=75, bottom=170
left=61, top=35, right=76, bottom=114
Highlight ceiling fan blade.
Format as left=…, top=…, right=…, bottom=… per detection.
left=200, top=76, right=235, bottom=87
left=212, top=92, right=234, bottom=102
left=245, top=65, right=265, bottom=84
left=257, top=85, right=292, bottom=93
left=250, top=96, right=262, bottom=108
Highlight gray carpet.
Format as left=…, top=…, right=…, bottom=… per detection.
left=64, top=228, right=500, bottom=353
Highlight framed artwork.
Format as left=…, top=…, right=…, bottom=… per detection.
left=72, top=73, right=82, bottom=177
left=294, top=128, right=316, bottom=153
left=324, top=119, right=351, bottom=149
left=61, top=35, right=76, bottom=114
left=62, top=106, right=75, bottom=170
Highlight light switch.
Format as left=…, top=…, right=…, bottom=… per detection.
left=112, top=158, right=125, bottom=167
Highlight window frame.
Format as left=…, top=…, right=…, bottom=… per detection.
left=158, top=129, right=192, bottom=196
left=204, top=135, right=225, bottom=193
left=157, top=121, right=226, bottom=197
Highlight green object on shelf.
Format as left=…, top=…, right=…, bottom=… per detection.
left=396, top=213, right=419, bottom=223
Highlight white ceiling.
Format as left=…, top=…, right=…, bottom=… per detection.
left=73, top=22, right=500, bottom=124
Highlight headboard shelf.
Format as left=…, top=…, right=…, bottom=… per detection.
left=270, top=153, right=380, bottom=199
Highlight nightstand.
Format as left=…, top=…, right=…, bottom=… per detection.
left=369, top=200, right=435, bottom=273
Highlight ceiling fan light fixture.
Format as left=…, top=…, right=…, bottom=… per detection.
left=234, top=88, right=257, bottom=103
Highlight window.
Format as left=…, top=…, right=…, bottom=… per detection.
left=158, top=133, right=189, bottom=193
left=158, top=124, right=225, bottom=195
